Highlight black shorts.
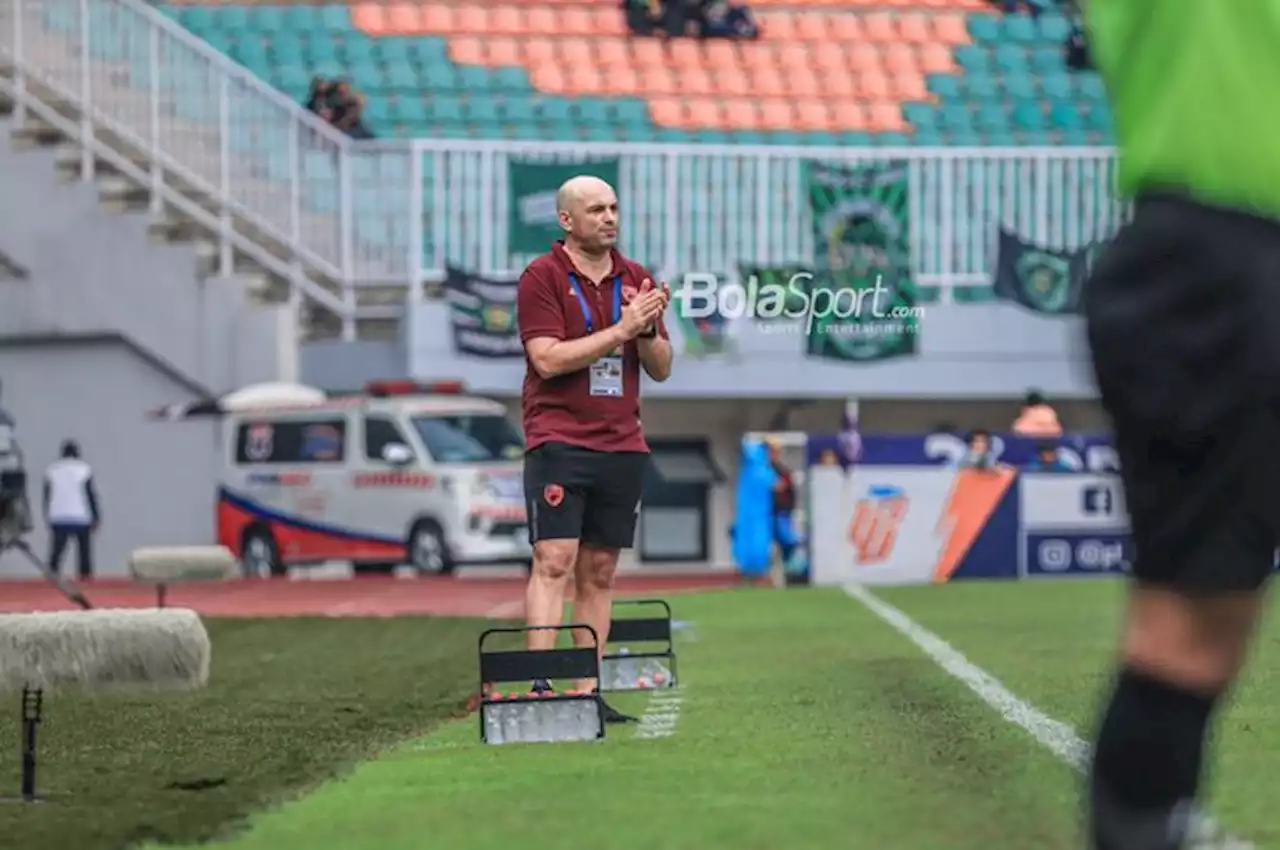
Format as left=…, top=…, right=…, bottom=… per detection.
left=1084, top=193, right=1280, bottom=594
left=524, top=442, right=649, bottom=550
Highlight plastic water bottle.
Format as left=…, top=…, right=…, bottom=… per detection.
left=501, top=701, right=521, bottom=743
left=616, top=647, right=636, bottom=689
left=484, top=703, right=505, bottom=744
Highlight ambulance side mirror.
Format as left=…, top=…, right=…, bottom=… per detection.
left=381, top=443, right=413, bottom=466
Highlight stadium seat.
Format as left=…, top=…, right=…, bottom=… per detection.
left=155, top=0, right=1104, bottom=190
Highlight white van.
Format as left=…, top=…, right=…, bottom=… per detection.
left=209, top=380, right=530, bottom=577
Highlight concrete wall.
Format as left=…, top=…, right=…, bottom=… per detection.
left=0, top=337, right=221, bottom=578
left=0, top=117, right=297, bottom=392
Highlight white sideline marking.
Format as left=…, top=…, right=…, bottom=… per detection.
left=842, top=583, right=1255, bottom=850
left=634, top=688, right=684, bottom=740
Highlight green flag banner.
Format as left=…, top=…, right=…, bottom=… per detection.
left=507, top=158, right=621, bottom=255
left=991, top=228, right=1095, bottom=315
left=804, top=160, right=919, bottom=362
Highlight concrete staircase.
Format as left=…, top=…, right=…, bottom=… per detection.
left=0, top=0, right=417, bottom=342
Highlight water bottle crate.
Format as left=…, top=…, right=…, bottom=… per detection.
left=601, top=599, right=679, bottom=693
left=477, top=622, right=606, bottom=745
left=480, top=693, right=603, bottom=745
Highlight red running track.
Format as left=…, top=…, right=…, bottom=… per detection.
left=0, top=574, right=742, bottom=618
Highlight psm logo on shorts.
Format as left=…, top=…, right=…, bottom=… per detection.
left=848, top=484, right=908, bottom=565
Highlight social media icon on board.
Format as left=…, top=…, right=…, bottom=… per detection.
left=1082, top=485, right=1114, bottom=516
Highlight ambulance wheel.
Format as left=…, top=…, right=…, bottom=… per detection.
left=408, top=520, right=454, bottom=576
left=241, top=527, right=284, bottom=578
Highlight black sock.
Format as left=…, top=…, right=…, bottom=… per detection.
left=1090, top=666, right=1216, bottom=811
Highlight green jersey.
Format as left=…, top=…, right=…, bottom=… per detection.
left=1086, top=1, right=1280, bottom=219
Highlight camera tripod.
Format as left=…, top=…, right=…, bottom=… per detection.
left=2, top=536, right=93, bottom=610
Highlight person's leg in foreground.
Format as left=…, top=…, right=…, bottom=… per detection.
left=1083, top=202, right=1277, bottom=850
left=523, top=447, right=585, bottom=669
left=566, top=450, right=650, bottom=722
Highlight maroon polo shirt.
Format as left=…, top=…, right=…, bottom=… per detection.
left=517, top=241, right=669, bottom=454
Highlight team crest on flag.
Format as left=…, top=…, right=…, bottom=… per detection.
left=544, top=484, right=564, bottom=507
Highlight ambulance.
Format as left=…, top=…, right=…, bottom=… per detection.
left=170, top=380, right=530, bottom=577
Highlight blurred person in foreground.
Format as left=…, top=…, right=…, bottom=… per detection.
left=1082, top=4, right=1280, bottom=848
left=516, top=175, right=672, bottom=723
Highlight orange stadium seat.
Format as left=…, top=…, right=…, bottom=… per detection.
left=933, top=13, right=970, bottom=45
left=640, top=66, right=676, bottom=95
left=350, top=5, right=384, bottom=35
left=920, top=42, right=956, bottom=73
left=649, top=97, right=683, bottom=127
left=560, top=8, right=593, bottom=36
left=610, top=68, right=639, bottom=96
left=759, top=12, right=795, bottom=40
left=526, top=7, right=557, bottom=34
left=860, top=72, right=891, bottom=99
left=893, top=73, right=929, bottom=101
left=705, top=40, right=740, bottom=70
left=591, top=7, right=626, bottom=36
left=825, top=74, right=858, bottom=98
left=632, top=39, right=666, bottom=68
left=419, top=5, right=453, bottom=34
left=455, top=7, right=488, bottom=34
left=847, top=43, right=883, bottom=72
left=759, top=100, right=793, bottom=130
left=715, top=73, right=751, bottom=96
left=530, top=64, right=567, bottom=94
left=794, top=13, right=828, bottom=41
left=831, top=101, right=867, bottom=131
left=829, top=15, right=863, bottom=41
left=669, top=39, right=702, bottom=68
left=486, top=38, right=520, bottom=66
left=387, top=3, right=420, bottom=34
left=863, top=12, right=897, bottom=42
left=449, top=36, right=484, bottom=65
left=777, top=43, right=809, bottom=70
left=523, top=38, right=555, bottom=66
left=683, top=68, right=714, bottom=96
left=898, top=12, right=932, bottom=43
left=722, top=101, right=755, bottom=130
left=883, top=43, right=919, bottom=75
left=749, top=67, right=787, bottom=98
left=796, top=100, right=834, bottom=131
left=868, top=102, right=906, bottom=132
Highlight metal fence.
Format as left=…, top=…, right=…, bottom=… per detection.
left=0, top=0, right=1128, bottom=333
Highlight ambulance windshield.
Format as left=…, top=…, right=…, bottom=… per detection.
left=412, top=414, right=524, bottom=463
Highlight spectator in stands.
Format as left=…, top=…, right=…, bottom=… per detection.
left=1026, top=442, right=1073, bottom=472
left=958, top=429, right=1000, bottom=470
left=623, top=0, right=663, bottom=36
left=44, top=440, right=100, bottom=580
left=305, top=76, right=336, bottom=121
left=701, top=0, right=760, bottom=39
left=1065, top=17, right=1092, bottom=70
left=333, top=92, right=375, bottom=140
left=1012, top=390, right=1063, bottom=438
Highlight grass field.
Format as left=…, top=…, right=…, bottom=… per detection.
left=3, top=582, right=1278, bottom=850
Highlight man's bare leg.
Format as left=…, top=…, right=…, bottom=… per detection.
left=525, top=539, right=578, bottom=653
left=1088, top=584, right=1265, bottom=848
left=568, top=544, right=619, bottom=692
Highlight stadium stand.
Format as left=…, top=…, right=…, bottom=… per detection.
left=152, top=0, right=1112, bottom=146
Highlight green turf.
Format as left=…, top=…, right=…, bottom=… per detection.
left=879, top=580, right=1280, bottom=847
left=168, top=588, right=1088, bottom=850
left=12, top=583, right=1280, bottom=850
left=0, top=617, right=485, bottom=850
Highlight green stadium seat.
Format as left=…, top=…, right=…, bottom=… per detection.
left=422, top=66, right=460, bottom=91
left=914, top=128, right=946, bottom=146
left=967, top=14, right=1001, bottom=44
left=954, top=46, right=991, bottom=75
left=364, top=99, right=391, bottom=125
left=975, top=103, right=1009, bottom=133
left=808, top=132, right=840, bottom=147
left=376, top=38, right=410, bottom=65
left=509, top=124, right=543, bottom=141
left=1077, top=73, right=1108, bottom=102
left=458, top=67, right=491, bottom=91
left=281, top=6, right=317, bottom=31
left=875, top=132, right=911, bottom=146
left=385, top=64, right=416, bottom=92
left=416, top=39, right=450, bottom=66
left=617, top=125, right=656, bottom=142
left=342, top=38, right=375, bottom=64
left=964, top=73, right=999, bottom=100
left=1030, top=47, right=1062, bottom=74
left=946, top=130, right=984, bottom=147
left=654, top=129, right=686, bottom=143
left=466, top=99, right=501, bottom=124
left=939, top=104, right=973, bottom=133
left=903, top=103, right=937, bottom=130
left=500, top=98, right=537, bottom=124
left=1011, top=100, right=1047, bottom=132
left=985, top=128, right=1017, bottom=146
left=247, top=6, right=282, bottom=32
left=1003, top=74, right=1036, bottom=100
left=840, top=131, right=872, bottom=146
left=611, top=99, right=648, bottom=124
left=1083, top=104, right=1112, bottom=131
left=271, top=33, right=304, bottom=62
left=317, top=6, right=349, bottom=33
left=349, top=63, right=382, bottom=94
left=466, top=123, right=503, bottom=140
left=1050, top=102, right=1084, bottom=130
left=575, top=100, right=610, bottom=124
left=429, top=97, right=465, bottom=123
left=215, top=6, right=247, bottom=30
left=1003, top=15, right=1038, bottom=44
left=927, top=74, right=961, bottom=100
left=535, top=99, right=573, bottom=123
left=1061, top=128, right=1091, bottom=146
left=994, top=44, right=1029, bottom=74
left=492, top=68, right=530, bottom=92
left=1040, top=71, right=1073, bottom=102
left=1038, top=12, right=1071, bottom=42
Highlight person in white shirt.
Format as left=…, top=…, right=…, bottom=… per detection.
left=43, top=440, right=100, bottom=579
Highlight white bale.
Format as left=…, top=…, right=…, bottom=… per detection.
left=129, top=546, right=237, bottom=584
left=0, top=608, right=211, bottom=694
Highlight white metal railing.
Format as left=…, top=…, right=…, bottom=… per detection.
left=0, top=0, right=1128, bottom=330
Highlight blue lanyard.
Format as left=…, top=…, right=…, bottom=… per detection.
left=566, top=273, right=622, bottom=335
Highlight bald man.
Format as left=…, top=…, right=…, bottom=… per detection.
left=515, top=176, right=673, bottom=723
